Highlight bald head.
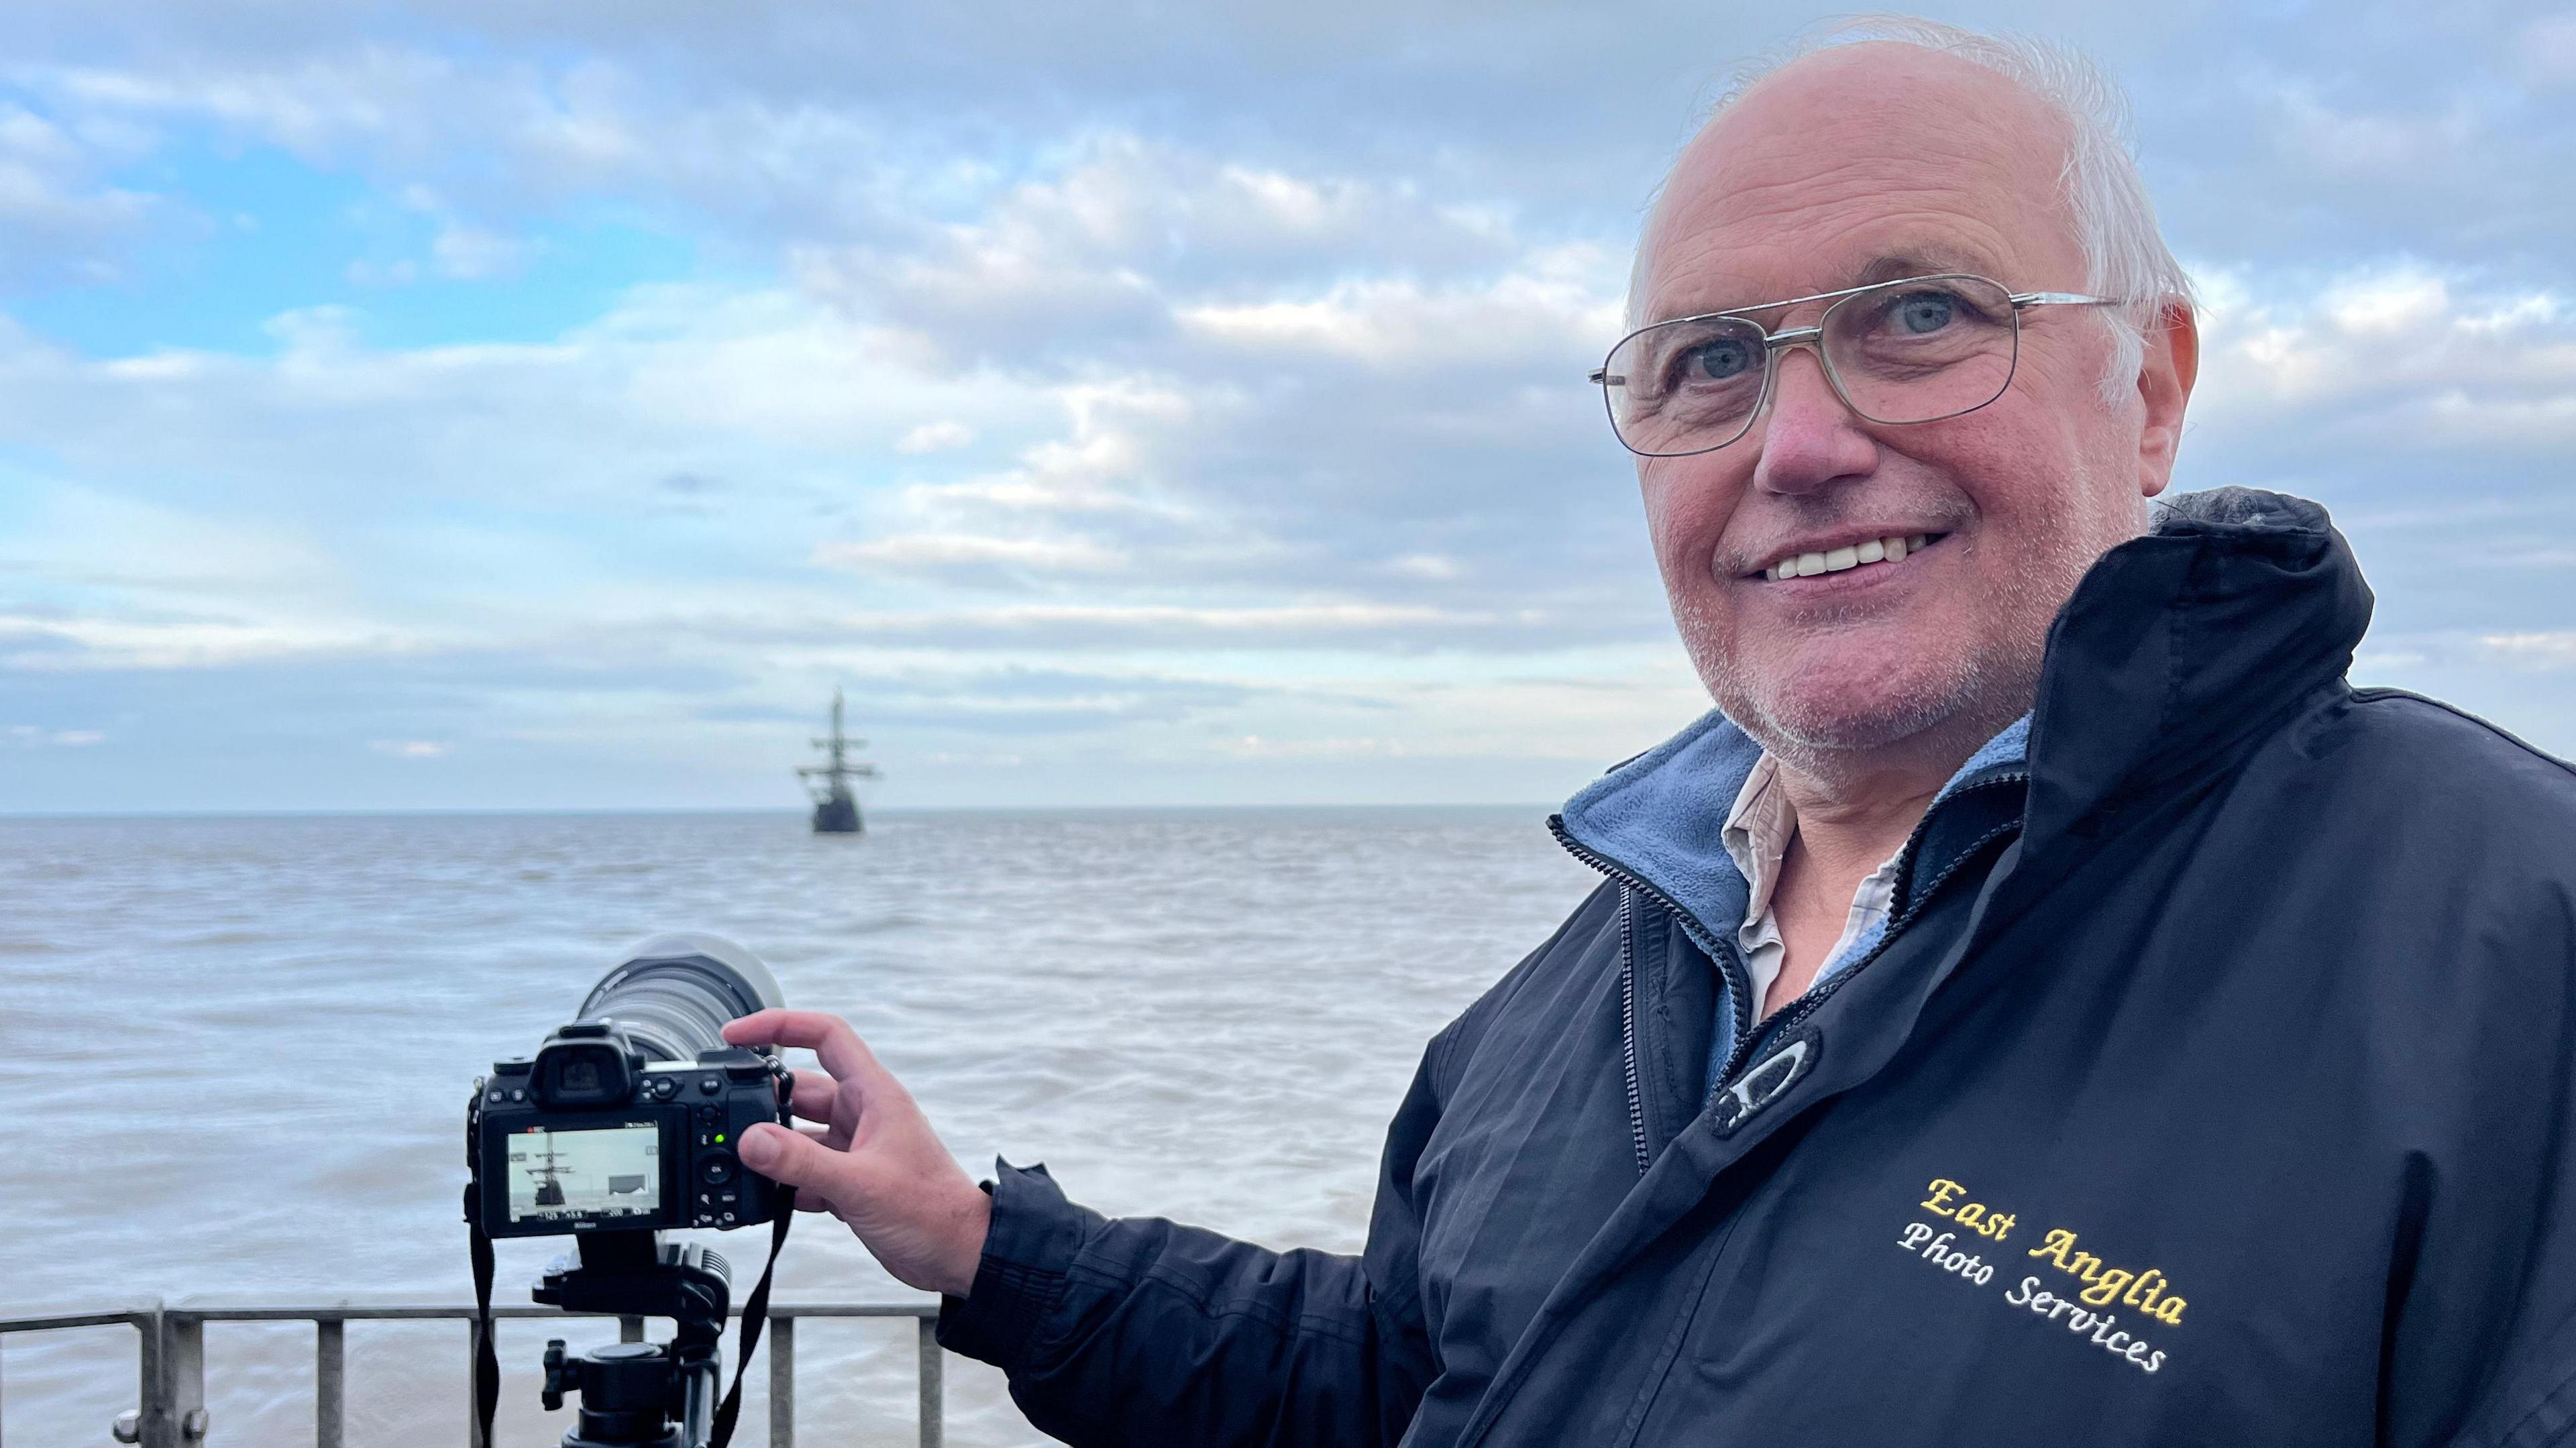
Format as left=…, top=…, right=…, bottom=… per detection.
left=1635, top=43, right=2084, bottom=332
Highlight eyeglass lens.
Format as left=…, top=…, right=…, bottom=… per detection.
left=1603, top=276, right=2020, bottom=456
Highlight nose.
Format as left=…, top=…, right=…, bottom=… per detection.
left=1748, top=346, right=1878, bottom=496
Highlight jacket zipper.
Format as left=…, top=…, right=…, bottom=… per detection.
left=1552, top=765, right=2027, bottom=1159
left=1615, top=887, right=1651, bottom=1175
left=1550, top=820, right=1754, bottom=1175
left=1727, top=770, right=2029, bottom=1077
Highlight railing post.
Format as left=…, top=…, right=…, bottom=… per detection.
left=763, top=1315, right=793, bottom=1448
left=464, top=1319, right=484, bottom=1448
left=916, top=1317, right=943, bottom=1448
left=140, top=1311, right=207, bottom=1448
left=315, top=1320, right=345, bottom=1448
left=133, top=1307, right=161, bottom=1446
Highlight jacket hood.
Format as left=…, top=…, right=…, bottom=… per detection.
left=1555, top=486, right=2373, bottom=925
left=2023, top=486, right=2372, bottom=846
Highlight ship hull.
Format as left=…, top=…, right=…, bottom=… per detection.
left=812, top=793, right=861, bottom=834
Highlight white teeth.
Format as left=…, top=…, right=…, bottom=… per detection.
left=1762, top=534, right=1929, bottom=579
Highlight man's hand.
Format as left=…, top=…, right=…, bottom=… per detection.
left=719, top=1008, right=992, bottom=1298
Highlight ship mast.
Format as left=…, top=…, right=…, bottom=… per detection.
left=796, top=688, right=878, bottom=834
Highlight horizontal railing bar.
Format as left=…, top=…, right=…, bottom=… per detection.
left=178, top=1303, right=938, bottom=1323
left=0, top=1310, right=155, bottom=1333
left=3, top=1300, right=938, bottom=1330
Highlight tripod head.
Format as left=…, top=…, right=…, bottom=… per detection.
left=533, top=1231, right=731, bottom=1448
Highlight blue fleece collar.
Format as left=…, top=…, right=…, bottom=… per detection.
left=1557, top=710, right=2030, bottom=1080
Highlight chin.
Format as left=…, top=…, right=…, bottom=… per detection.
left=1707, top=644, right=1994, bottom=758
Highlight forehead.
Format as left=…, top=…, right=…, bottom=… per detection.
left=1642, top=44, right=2084, bottom=321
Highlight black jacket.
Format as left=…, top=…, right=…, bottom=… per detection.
left=936, top=490, right=2576, bottom=1447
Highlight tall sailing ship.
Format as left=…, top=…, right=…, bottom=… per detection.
left=798, top=689, right=879, bottom=834
left=528, top=1136, right=568, bottom=1207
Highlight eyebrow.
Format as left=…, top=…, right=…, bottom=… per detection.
left=1849, top=247, right=1994, bottom=286
left=1658, top=245, right=2005, bottom=322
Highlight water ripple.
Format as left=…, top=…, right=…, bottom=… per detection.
left=0, top=807, right=1597, bottom=1446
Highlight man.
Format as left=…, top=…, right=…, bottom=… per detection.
left=724, top=19, right=2576, bottom=1445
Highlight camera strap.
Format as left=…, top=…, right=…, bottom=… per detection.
left=708, top=1186, right=794, bottom=1447
left=467, top=1196, right=792, bottom=1448
left=470, top=1219, right=500, bottom=1447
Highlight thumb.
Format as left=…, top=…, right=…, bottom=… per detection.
left=738, top=1122, right=849, bottom=1196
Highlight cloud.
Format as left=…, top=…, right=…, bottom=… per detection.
left=814, top=533, right=1127, bottom=577
left=821, top=600, right=1481, bottom=645
left=2481, top=632, right=2576, bottom=669
left=894, top=419, right=972, bottom=453
left=0, top=101, right=162, bottom=284
left=7, top=723, right=104, bottom=745
left=368, top=737, right=449, bottom=757
left=2191, top=262, right=2576, bottom=453
left=2524, top=13, right=2576, bottom=87
left=5, top=0, right=2576, bottom=815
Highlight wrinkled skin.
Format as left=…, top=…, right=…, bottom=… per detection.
left=1633, top=44, right=2198, bottom=792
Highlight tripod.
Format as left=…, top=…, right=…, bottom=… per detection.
left=532, top=1232, right=731, bottom=1448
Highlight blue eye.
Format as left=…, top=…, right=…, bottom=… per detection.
left=1893, top=291, right=1956, bottom=334
left=1686, top=337, right=1758, bottom=380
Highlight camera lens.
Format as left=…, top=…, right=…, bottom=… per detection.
left=576, top=932, right=786, bottom=1064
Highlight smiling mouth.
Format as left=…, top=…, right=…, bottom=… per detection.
left=1752, top=532, right=1949, bottom=582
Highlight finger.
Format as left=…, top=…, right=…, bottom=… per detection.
left=721, top=1008, right=796, bottom=1049
left=788, top=1070, right=839, bottom=1123
left=723, top=1009, right=892, bottom=1089
left=736, top=1120, right=870, bottom=1201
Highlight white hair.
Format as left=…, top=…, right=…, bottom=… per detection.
left=1628, top=15, right=2194, bottom=407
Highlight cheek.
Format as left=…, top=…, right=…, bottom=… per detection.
left=1638, top=459, right=1743, bottom=573
left=1897, top=398, right=2088, bottom=526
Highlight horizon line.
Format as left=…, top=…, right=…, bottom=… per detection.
left=0, top=800, right=1569, bottom=822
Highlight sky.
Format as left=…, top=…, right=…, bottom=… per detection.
left=1, top=1, right=2572, bottom=814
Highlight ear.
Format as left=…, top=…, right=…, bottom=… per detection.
left=2133, top=298, right=2198, bottom=500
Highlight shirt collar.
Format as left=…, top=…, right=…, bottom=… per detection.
left=1556, top=710, right=2031, bottom=961
left=1721, top=753, right=1795, bottom=924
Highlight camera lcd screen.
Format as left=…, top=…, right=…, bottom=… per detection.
left=504, top=1121, right=663, bottom=1225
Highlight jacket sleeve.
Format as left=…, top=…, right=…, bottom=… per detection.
left=934, top=1040, right=1449, bottom=1448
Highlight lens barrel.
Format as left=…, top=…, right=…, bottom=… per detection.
left=576, top=932, right=785, bottom=1064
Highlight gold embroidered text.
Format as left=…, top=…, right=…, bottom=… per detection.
left=2026, top=1228, right=2186, bottom=1325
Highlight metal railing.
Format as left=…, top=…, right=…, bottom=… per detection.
left=0, top=1298, right=944, bottom=1448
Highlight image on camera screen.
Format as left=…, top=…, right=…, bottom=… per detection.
left=505, top=1122, right=661, bottom=1223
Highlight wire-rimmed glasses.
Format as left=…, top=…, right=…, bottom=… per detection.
left=1591, top=274, right=2120, bottom=458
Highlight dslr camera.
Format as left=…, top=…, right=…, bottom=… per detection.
left=468, top=934, right=792, bottom=1237
left=464, top=934, right=797, bottom=1448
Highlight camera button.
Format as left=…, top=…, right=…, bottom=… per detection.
left=700, top=1154, right=737, bottom=1186
left=699, top=1076, right=723, bottom=1096
left=508, top=1089, right=527, bottom=1102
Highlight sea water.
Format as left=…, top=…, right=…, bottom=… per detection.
left=0, top=808, right=1597, bottom=1445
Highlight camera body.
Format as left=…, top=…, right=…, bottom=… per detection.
left=470, top=1018, right=790, bottom=1237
